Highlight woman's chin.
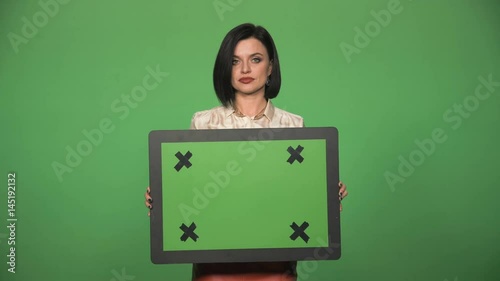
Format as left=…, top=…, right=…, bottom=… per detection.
left=235, top=87, right=266, bottom=97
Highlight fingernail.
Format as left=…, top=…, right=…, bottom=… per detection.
left=148, top=198, right=153, bottom=203
left=148, top=205, right=153, bottom=210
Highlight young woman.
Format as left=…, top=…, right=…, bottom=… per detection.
left=145, top=23, right=348, bottom=281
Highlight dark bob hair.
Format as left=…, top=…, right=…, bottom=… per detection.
left=213, top=23, right=281, bottom=107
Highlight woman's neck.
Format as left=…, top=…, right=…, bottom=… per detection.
left=233, top=93, right=268, bottom=117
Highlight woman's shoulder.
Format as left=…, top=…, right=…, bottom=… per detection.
left=192, top=106, right=226, bottom=118
left=271, top=104, right=305, bottom=127
left=190, top=105, right=228, bottom=129
left=273, top=106, right=303, bottom=120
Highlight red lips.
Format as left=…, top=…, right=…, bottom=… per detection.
left=238, top=77, right=254, bottom=84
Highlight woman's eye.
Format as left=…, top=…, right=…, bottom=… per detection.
left=232, top=59, right=239, bottom=65
left=252, top=58, right=262, bottom=63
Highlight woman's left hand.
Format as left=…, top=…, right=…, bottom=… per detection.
left=338, top=181, right=348, bottom=211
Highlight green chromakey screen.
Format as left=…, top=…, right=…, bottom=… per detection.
left=149, top=128, right=340, bottom=264
left=161, top=139, right=328, bottom=251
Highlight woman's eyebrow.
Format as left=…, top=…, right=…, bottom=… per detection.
left=233, top=52, right=264, bottom=58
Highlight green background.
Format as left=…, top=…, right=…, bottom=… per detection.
left=161, top=140, right=328, bottom=251
left=0, top=0, right=499, bottom=280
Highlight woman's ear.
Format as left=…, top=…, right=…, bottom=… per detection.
left=267, top=59, right=273, bottom=76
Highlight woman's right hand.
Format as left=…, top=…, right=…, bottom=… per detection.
left=144, top=186, right=153, bottom=216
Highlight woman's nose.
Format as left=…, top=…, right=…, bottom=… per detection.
left=241, top=61, right=251, bottom=73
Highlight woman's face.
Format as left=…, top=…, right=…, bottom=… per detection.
left=231, top=37, right=272, bottom=97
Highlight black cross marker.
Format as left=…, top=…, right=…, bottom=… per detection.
left=174, top=151, right=192, bottom=172
left=290, top=221, right=310, bottom=243
left=287, top=145, right=304, bottom=164
left=180, top=222, right=198, bottom=242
